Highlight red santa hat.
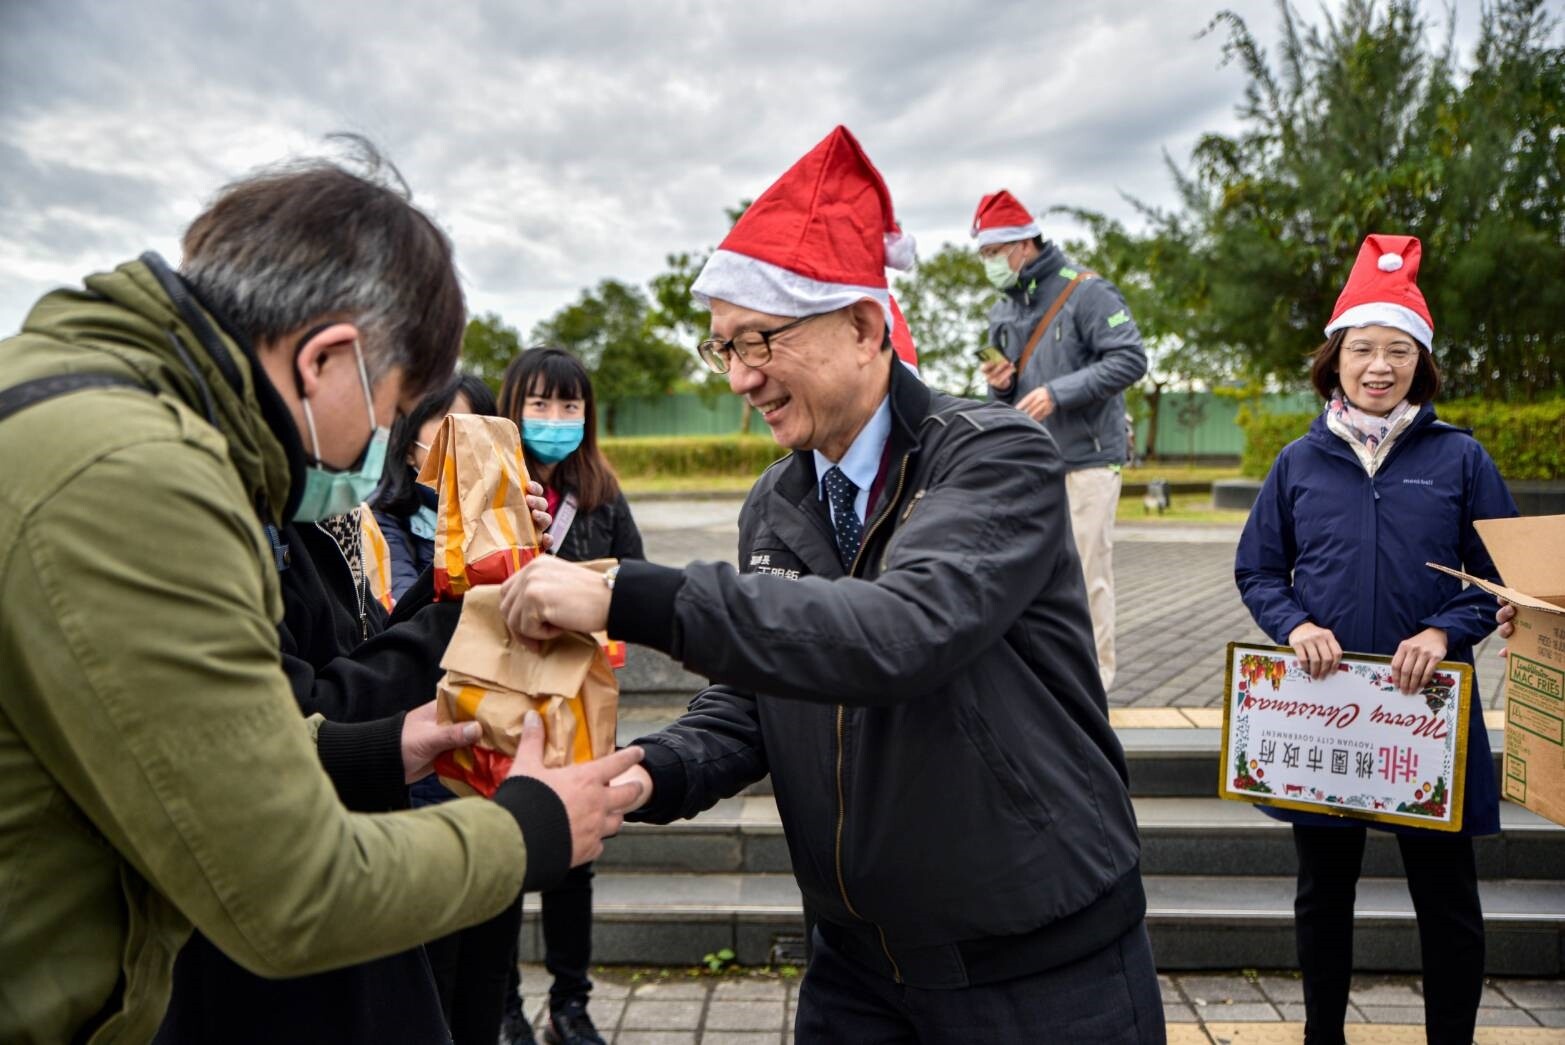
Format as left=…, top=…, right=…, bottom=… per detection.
left=888, top=295, right=919, bottom=375
left=970, top=189, right=1042, bottom=247
left=691, top=125, right=915, bottom=329
left=1324, top=234, right=1434, bottom=347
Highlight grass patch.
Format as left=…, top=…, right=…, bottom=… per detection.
left=1118, top=492, right=1251, bottom=525
left=620, top=474, right=761, bottom=495
left=1123, top=463, right=1242, bottom=485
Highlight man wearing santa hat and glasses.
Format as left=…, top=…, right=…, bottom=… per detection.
left=973, top=190, right=1147, bottom=694
left=499, top=126, right=1162, bottom=1042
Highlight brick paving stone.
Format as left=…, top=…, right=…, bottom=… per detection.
left=704, top=1000, right=785, bottom=1032
left=1164, top=1003, right=1201, bottom=1023
left=616, top=1033, right=699, bottom=1045
left=699, top=1034, right=781, bottom=1045
left=1356, top=1005, right=1429, bottom=1024
left=621, top=1000, right=704, bottom=1030
left=1257, top=975, right=1305, bottom=1004
left=1349, top=981, right=1423, bottom=1006
left=633, top=980, right=712, bottom=1000
left=1476, top=1008, right=1546, bottom=1026
left=1478, top=984, right=1520, bottom=1008
left=1178, top=974, right=1268, bottom=1004
left=1532, top=1010, right=1565, bottom=1028
left=1202, top=1023, right=1303, bottom=1042
left=1496, top=981, right=1565, bottom=1009
left=1206, top=1002, right=1282, bottom=1021
left=710, top=979, right=787, bottom=1000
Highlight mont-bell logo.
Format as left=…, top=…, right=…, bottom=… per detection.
left=1402, top=478, right=1434, bottom=486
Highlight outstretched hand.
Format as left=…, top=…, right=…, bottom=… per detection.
left=505, top=711, right=645, bottom=866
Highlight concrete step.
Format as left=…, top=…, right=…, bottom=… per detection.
left=599, top=795, right=1563, bottom=880
left=518, top=871, right=1565, bottom=975
left=615, top=711, right=1510, bottom=800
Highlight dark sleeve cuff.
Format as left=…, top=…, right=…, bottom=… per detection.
left=494, top=775, right=572, bottom=893
left=606, top=559, right=686, bottom=654
left=624, top=738, right=690, bottom=824
left=316, top=714, right=409, bottom=812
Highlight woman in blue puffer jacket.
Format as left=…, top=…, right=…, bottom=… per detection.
left=1235, top=234, right=1516, bottom=1045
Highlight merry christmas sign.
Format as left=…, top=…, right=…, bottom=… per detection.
left=1218, top=643, right=1473, bottom=831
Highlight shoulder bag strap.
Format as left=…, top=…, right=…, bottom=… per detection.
left=1013, top=272, right=1096, bottom=378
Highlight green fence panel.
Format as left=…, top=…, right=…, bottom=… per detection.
left=606, top=393, right=764, bottom=436
left=1134, top=392, right=1317, bottom=458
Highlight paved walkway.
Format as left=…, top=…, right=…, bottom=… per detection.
left=630, top=498, right=1509, bottom=710
left=516, top=965, right=1565, bottom=1042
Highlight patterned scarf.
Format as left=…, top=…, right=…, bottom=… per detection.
left=1325, top=390, right=1417, bottom=476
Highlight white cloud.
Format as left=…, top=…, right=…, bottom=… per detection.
left=0, top=0, right=1483, bottom=339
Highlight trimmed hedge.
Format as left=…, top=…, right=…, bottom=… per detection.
left=1238, top=399, right=1565, bottom=480
left=601, top=435, right=786, bottom=479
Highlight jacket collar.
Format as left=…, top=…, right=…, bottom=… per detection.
left=760, top=356, right=930, bottom=579
left=1005, top=241, right=1067, bottom=305
left=1306, top=400, right=1443, bottom=467
left=68, top=255, right=301, bottom=526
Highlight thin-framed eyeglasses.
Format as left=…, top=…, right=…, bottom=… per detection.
left=697, top=312, right=828, bottom=374
left=1342, top=340, right=1419, bottom=368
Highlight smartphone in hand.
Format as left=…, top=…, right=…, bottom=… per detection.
left=975, top=346, right=1007, bottom=366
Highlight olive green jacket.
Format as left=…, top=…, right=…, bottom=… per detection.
left=0, top=260, right=528, bottom=1043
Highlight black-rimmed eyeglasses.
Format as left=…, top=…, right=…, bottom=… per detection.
left=697, top=312, right=827, bottom=374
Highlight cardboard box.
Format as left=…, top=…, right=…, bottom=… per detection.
left=1429, top=514, right=1565, bottom=827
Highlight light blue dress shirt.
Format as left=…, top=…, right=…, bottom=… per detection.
left=813, top=395, right=892, bottom=533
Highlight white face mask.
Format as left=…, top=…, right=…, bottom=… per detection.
left=983, top=248, right=1020, bottom=290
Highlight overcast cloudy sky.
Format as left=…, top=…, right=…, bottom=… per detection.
left=0, top=1, right=1484, bottom=339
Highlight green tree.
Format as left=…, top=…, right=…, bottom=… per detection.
left=460, top=311, right=524, bottom=393
left=1074, top=0, right=1562, bottom=400
left=891, top=244, right=992, bottom=396
left=530, top=279, right=693, bottom=433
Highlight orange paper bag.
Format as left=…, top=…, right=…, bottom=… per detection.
left=416, top=413, right=540, bottom=599
left=358, top=506, right=396, bottom=612
left=433, top=585, right=619, bottom=797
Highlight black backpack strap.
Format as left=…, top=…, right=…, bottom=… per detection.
left=0, top=372, right=150, bottom=425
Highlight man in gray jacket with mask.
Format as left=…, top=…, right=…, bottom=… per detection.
left=973, top=189, right=1147, bottom=692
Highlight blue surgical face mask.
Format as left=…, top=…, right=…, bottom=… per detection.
left=292, top=339, right=390, bottom=522
left=524, top=418, right=585, bottom=464
left=410, top=504, right=437, bottom=540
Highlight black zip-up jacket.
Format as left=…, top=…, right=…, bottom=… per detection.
left=609, top=360, right=1145, bottom=989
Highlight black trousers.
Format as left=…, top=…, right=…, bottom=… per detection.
left=1292, top=824, right=1484, bottom=1045
left=425, top=895, right=525, bottom=1045
left=507, top=862, right=596, bottom=1011
left=794, top=920, right=1165, bottom=1043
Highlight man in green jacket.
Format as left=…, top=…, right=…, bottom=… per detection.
left=0, top=146, right=643, bottom=1044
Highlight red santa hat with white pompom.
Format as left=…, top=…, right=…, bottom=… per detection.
left=970, top=189, right=1042, bottom=247
left=691, top=125, right=916, bottom=338
left=1324, top=234, right=1434, bottom=347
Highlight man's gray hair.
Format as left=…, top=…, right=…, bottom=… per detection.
left=180, top=134, right=465, bottom=397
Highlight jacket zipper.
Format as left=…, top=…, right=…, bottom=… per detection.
left=832, top=453, right=911, bottom=984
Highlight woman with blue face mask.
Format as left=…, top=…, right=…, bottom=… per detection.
left=495, top=346, right=643, bottom=1045
left=371, top=372, right=498, bottom=602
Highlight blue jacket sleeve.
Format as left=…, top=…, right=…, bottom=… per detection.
left=1234, top=451, right=1313, bottom=644
left=375, top=509, right=423, bottom=602
left=1419, top=443, right=1518, bottom=650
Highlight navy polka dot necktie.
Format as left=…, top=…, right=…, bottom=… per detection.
left=823, top=466, right=863, bottom=572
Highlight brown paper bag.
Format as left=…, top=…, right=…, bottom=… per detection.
left=432, top=585, right=620, bottom=797
left=415, top=413, right=540, bottom=600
